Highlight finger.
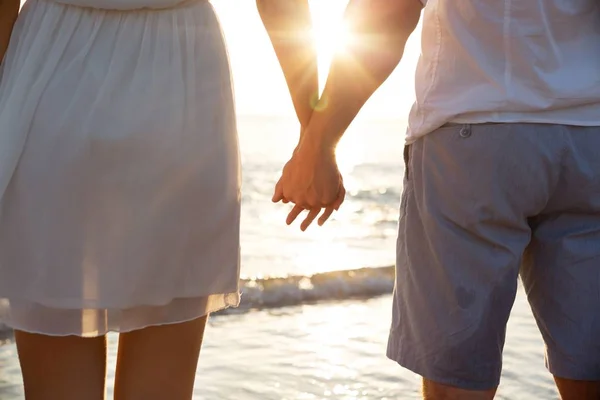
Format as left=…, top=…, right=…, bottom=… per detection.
left=333, top=185, right=346, bottom=210
left=272, top=179, right=284, bottom=203
left=318, top=206, right=335, bottom=226
left=282, top=197, right=290, bottom=204
left=300, top=208, right=321, bottom=231
left=294, top=198, right=313, bottom=210
left=286, top=205, right=305, bottom=225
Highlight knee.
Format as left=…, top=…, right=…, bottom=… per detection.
left=553, top=376, right=600, bottom=400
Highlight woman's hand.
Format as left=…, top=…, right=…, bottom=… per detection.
left=273, top=142, right=346, bottom=231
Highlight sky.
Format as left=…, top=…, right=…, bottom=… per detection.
left=211, top=0, right=422, bottom=120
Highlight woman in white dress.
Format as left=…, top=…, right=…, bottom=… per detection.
left=0, top=0, right=318, bottom=398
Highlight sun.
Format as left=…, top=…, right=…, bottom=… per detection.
left=307, top=0, right=362, bottom=177
left=309, top=0, right=351, bottom=87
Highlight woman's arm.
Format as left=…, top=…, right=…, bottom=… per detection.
left=256, top=0, right=318, bottom=129
left=0, top=0, right=19, bottom=63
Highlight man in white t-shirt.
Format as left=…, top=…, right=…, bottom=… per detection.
left=273, top=0, right=600, bottom=398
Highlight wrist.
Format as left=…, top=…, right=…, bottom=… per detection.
left=298, top=131, right=337, bottom=158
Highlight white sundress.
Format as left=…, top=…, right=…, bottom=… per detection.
left=0, top=0, right=241, bottom=336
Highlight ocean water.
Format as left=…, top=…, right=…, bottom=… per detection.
left=0, top=116, right=559, bottom=399
left=238, top=116, right=403, bottom=280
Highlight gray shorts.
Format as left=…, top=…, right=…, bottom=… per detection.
left=387, top=123, right=600, bottom=390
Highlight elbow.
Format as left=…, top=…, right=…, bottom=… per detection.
left=256, top=0, right=298, bottom=28
left=396, top=0, right=423, bottom=37
left=255, top=0, right=274, bottom=22
left=255, top=0, right=268, bottom=20
left=256, top=0, right=310, bottom=19
left=347, top=0, right=422, bottom=39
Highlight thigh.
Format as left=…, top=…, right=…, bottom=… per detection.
left=114, top=316, right=208, bottom=400
left=387, top=123, right=563, bottom=390
left=523, top=197, right=600, bottom=380
left=15, top=330, right=107, bottom=400
left=522, top=126, right=600, bottom=382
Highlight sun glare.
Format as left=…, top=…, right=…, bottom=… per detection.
left=309, top=0, right=351, bottom=85
left=313, top=18, right=351, bottom=56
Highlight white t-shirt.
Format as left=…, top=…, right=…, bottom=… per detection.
left=406, top=0, right=600, bottom=143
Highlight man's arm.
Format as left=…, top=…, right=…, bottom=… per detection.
left=0, top=0, right=19, bottom=63
left=256, top=0, right=318, bottom=129
left=300, top=0, right=422, bottom=152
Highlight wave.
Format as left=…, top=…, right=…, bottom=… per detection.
left=0, top=267, right=395, bottom=334
left=217, top=266, right=395, bottom=315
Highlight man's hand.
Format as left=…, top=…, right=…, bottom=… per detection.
left=273, top=143, right=345, bottom=231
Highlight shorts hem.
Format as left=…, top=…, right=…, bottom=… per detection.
left=387, top=335, right=501, bottom=391
left=546, top=358, right=600, bottom=382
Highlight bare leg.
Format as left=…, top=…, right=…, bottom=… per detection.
left=554, top=377, right=600, bottom=400
left=114, top=315, right=208, bottom=400
left=422, top=379, right=497, bottom=400
left=15, top=330, right=107, bottom=400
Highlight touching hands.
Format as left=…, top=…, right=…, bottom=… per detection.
left=272, top=140, right=346, bottom=231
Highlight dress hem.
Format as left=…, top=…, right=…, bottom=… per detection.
left=0, top=292, right=241, bottom=337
